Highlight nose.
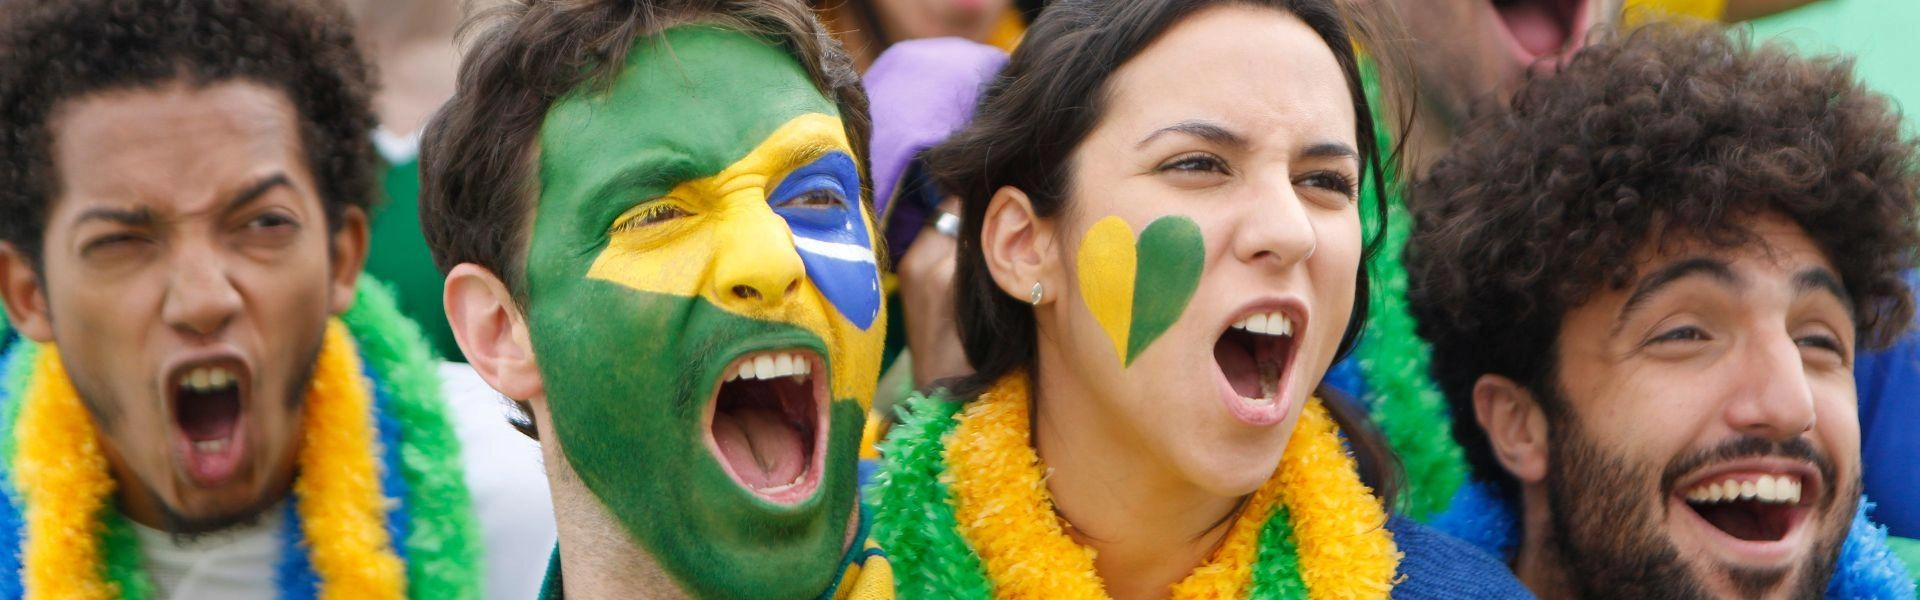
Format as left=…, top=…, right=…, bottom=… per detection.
left=1233, top=180, right=1318, bottom=269
left=1725, top=330, right=1818, bottom=441
left=710, top=197, right=806, bottom=312
left=160, top=244, right=242, bottom=338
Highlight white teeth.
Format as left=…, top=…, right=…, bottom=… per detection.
left=1229, top=311, right=1294, bottom=337
left=178, top=366, right=238, bottom=392
left=725, top=353, right=814, bottom=382
left=192, top=439, right=228, bottom=453
left=1683, top=474, right=1804, bottom=505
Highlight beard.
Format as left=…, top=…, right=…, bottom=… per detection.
left=1541, top=401, right=1852, bottom=600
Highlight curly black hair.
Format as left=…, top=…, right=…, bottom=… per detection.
left=0, top=0, right=378, bottom=267
left=1406, top=22, right=1920, bottom=499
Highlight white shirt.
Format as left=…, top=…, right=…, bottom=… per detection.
left=131, top=362, right=556, bottom=600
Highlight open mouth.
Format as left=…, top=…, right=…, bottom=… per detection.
left=704, top=350, right=829, bottom=505
left=1678, top=472, right=1817, bottom=545
left=167, top=359, right=251, bottom=486
left=1491, top=0, right=1591, bottom=61
left=1212, top=309, right=1300, bottom=426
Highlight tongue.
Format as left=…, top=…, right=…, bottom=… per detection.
left=1499, top=1, right=1568, bottom=57
left=711, top=407, right=807, bottom=489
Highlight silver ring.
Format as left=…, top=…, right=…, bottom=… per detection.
left=932, top=212, right=961, bottom=237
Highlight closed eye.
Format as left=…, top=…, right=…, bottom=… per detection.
left=1795, top=334, right=1843, bottom=353
left=1649, top=326, right=1709, bottom=344
left=612, top=202, right=691, bottom=233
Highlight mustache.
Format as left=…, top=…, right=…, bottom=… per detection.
left=1658, top=435, right=1838, bottom=500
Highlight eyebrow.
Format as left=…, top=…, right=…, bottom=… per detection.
left=1611, top=257, right=1740, bottom=337
left=221, top=173, right=292, bottom=214
left=1136, top=120, right=1248, bottom=150
left=1299, top=142, right=1359, bottom=161
left=1794, top=267, right=1855, bottom=317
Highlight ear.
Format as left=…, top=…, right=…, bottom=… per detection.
left=445, top=263, right=545, bottom=402
left=978, top=186, right=1059, bottom=305
left=1473, top=373, right=1550, bottom=484
left=326, top=205, right=370, bottom=315
left=0, top=242, right=53, bottom=343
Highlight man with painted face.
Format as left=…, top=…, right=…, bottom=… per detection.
left=421, top=1, right=891, bottom=598
left=0, top=0, right=563, bottom=598
left=1405, top=23, right=1919, bottom=599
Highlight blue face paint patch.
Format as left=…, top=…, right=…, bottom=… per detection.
left=770, top=151, right=881, bottom=330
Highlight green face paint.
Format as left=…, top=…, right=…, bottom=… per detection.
left=1076, top=215, right=1205, bottom=365
left=526, top=26, right=880, bottom=598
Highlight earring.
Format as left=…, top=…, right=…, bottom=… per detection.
left=1029, top=282, right=1044, bottom=306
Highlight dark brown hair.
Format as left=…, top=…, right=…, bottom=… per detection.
left=929, top=0, right=1408, bottom=502
left=1407, top=22, right=1920, bottom=502
left=0, top=0, right=378, bottom=269
left=418, top=0, right=870, bottom=300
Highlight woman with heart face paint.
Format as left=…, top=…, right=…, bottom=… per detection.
left=866, top=1, right=1535, bottom=598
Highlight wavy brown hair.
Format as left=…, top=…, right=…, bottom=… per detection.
left=1407, top=22, right=1920, bottom=500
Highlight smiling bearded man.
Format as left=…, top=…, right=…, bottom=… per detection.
left=420, top=1, right=892, bottom=598
left=1406, top=22, right=1920, bottom=599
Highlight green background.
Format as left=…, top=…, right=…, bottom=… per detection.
left=1753, top=0, right=1920, bottom=134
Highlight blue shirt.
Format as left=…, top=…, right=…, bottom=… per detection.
left=1854, top=271, right=1920, bottom=538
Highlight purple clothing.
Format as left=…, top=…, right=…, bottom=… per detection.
left=862, top=37, right=1007, bottom=261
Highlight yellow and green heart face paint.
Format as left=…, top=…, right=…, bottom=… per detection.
left=1077, top=215, right=1206, bottom=366
left=526, top=26, right=884, bottom=598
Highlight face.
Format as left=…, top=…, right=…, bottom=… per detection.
left=1543, top=213, right=1859, bottom=599
left=0, top=82, right=363, bottom=531
left=1382, top=0, right=1621, bottom=128
left=526, top=26, right=883, bottom=598
left=871, top=0, right=1016, bottom=42
left=1036, top=5, right=1362, bottom=497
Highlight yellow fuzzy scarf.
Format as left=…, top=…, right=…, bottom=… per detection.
left=14, top=320, right=404, bottom=599
left=942, top=374, right=1399, bottom=598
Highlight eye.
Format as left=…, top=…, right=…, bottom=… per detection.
left=1159, top=153, right=1230, bottom=175
left=1795, top=334, right=1844, bottom=353
left=246, top=212, right=298, bottom=232
left=788, top=189, right=847, bottom=209
left=1297, top=170, right=1358, bottom=200
left=613, top=202, right=691, bottom=233
left=1649, top=326, right=1709, bottom=344
left=83, top=232, right=148, bottom=254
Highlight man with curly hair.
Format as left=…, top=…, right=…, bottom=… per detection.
left=1407, top=22, right=1920, bottom=599
left=0, top=0, right=554, bottom=597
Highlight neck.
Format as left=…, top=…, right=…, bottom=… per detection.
left=541, top=433, right=689, bottom=599
left=1381, top=83, right=1458, bottom=183
left=1512, top=484, right=1576, bottom=599
left=1029, top=367, right=1239, bottom=600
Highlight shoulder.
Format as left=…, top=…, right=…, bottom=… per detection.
left=1388, top=515, right=1536, bottom=600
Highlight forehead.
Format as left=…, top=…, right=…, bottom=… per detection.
left=537, top=26, right=841, bottom=209
left=1100, top=5, right=1355, bottom=145
left=49, top=82, right=303, bottom=212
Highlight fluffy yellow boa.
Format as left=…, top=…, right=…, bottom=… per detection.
left=15, top=320, right=404, bottom=599
left=942, top=374, right=1400, bottom=598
